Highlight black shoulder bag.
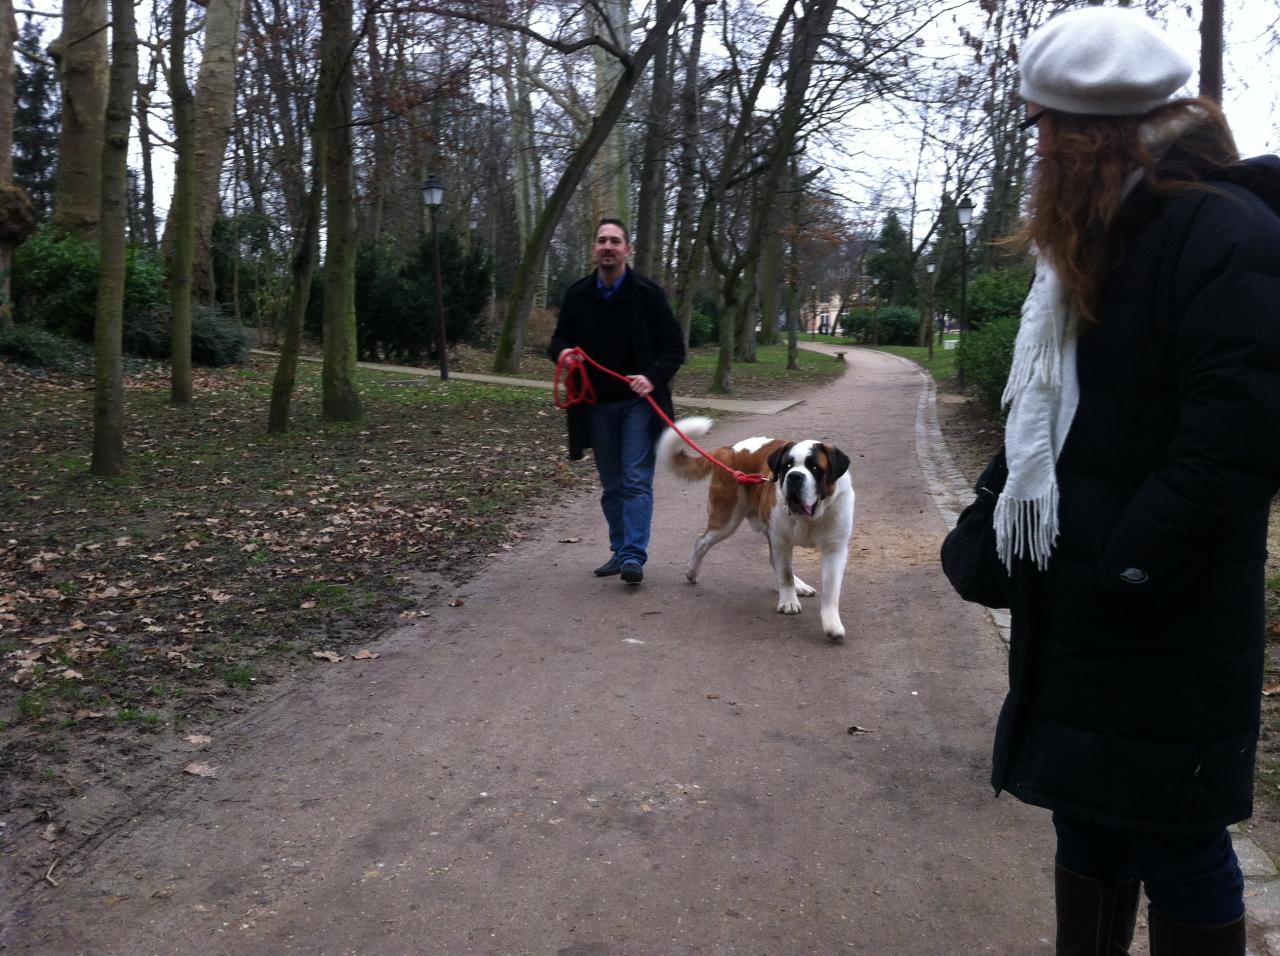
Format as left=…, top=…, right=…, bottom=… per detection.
left=940, top=448, right=1013, bottom=609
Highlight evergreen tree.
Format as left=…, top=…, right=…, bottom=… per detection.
left=867, top=210, right=917, bottom=307
left=14, top=15, right=57, bottom=218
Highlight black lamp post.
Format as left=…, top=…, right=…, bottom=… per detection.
left=422, top=174, right=448, bottom=380
left=925, top=260, right=936, bottom=361
left=957, top=196, right=974, bottom=334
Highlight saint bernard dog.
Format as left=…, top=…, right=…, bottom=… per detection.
left=658, top=416, right=855, bottom=642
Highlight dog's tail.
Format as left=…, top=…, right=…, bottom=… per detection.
left=658, top=416, right=718, bottom=483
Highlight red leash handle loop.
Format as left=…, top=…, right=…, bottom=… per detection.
left=553, top=347, right=769, bottom=486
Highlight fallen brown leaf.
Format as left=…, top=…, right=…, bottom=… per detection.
left=1263, top=682, right=1280, bottom=697
left=183, top=762, right=219, bottom=778
left=312, top=650, right=343, bottom=663
left=352, top=649, right=379, bottom=660
left=184, top=734, right=213, bottom=746
left=448, top=598, right=465, bottom=607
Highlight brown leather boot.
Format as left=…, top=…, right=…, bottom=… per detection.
left=1148, top=907, right=1245, bottom=955
left=1054, top=864, right=1140, bottom=955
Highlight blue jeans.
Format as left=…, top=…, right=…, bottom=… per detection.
left=589, top=398, right=657, bottom=567
left=1053, top=812, right=1244, bottom=926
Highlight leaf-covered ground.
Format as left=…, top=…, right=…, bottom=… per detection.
left=0, top=344, right=846, bottom=881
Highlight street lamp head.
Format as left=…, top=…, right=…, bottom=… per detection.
left=957, top=196, right=974, bottom=228
left=422, top=174, right=445, bottom=208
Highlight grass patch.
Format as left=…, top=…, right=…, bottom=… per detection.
left=873, top=343, right=959, bottom=382
left=678, top=344, right=847, bottom=397
left=222, top=664, right=257, bottom=688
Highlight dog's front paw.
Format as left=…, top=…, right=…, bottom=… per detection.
left=777, top=596, right=802, bottom=615
left=794, top=577, right=816, bottom=597
left=685, top=568, right=699, bottom=584
left=822, top=610, right=845, bottom=642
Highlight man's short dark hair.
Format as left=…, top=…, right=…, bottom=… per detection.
left=597, top=218, right=630, bottom=244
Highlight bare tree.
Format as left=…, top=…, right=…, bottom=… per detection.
left=192, top=0, right=248, bottom=301
left=491, top=0, right=686, bottom=373
left=50, top=0, right=107, bottom=240
left=0, top=0, right=37, bottom=331
left=167, top=0, right=197, bottom=404
left=91, top=0, right=137, bottom=476
left=319, top=0, right=361, bottom=421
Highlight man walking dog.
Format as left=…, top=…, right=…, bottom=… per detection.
left=548, top=219, right=686, bottom=585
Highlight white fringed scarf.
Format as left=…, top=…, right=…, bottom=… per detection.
left=994, top=258, right=1078, bottom=571
left=994, top=111, right=1199, bottom=571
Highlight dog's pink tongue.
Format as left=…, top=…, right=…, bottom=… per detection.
left=805, top=503, right=816, bottom=517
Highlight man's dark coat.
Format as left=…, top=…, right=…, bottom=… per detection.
left=547, top=268, right=686, bottom=460
left=948, top=155, right=1280, bottom=834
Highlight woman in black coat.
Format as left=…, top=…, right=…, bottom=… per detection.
left=942, top=7, right=1280, bottom=954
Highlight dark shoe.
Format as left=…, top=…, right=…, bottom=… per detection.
left=593, top=558, right=622, bottom=577
left=1148, top=907, right=1245, bottom=956
left=1054, top=864, right=1140, bottom=955
left=620, top=562, right=644, bottom=584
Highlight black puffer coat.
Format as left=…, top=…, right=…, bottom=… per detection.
left=955, top=155, right=1280, bottom=834
left=547, top=268, right=686, bottom=461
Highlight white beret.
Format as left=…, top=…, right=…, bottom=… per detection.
left=1019, top=6, right=1192, bottom=116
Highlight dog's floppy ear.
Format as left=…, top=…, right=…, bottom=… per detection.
left=824, top=444, right=851, bottom=481
left=766, top=442, right=794, bottom=481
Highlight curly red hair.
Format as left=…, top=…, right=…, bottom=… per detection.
left=1013, top=97, right=1239, bottom=325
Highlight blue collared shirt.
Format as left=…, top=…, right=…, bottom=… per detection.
left=596, top=270, right=626, bottom=299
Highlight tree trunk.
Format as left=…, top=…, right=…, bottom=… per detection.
left=492, top=0, right=686, bottom=374
left=319, top=0, right=361, bottom=422
left=91, top=0, right=136, bottom=476
left=758, top=209, right=782, bottom=347
left=364, top=9, right=391, bottom=241
left=785, top=159, right=801, bottom=370
left=50, top=0, right=107, bottom=240
left=0, top=0, right=22, bottom=330
left=734, top=257, right=758, bottom=362
left=191, top=0, right=246, bottom=303
left=134, top=62, right=159, bottom=247
left=1198, top=0, right=1223, bottom=102
left=266, top=178, right=322, bottom=433
left=168, top=0, right=197, bottom=404
left=633, top=0, right=673, bottom=277
left=670, top=0, right=709, bottom=342
left=590, top=0, right=631, bottom=223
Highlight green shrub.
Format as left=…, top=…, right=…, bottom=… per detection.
left=842, top=306, right=919, bottom=345
left=956, top=314, right=1020, bottom=410
left=0, top=323, right=76, bottom=368
left=968, top=266, right=1032, bottom=331
left=688, top=307, right=715, bottom=347
left=12, top=228, right=169, bottom=340
left=12, top=229, right=97, bottom=337
left=123, top=306, right=248, bottom=367
left=306, top=234, right=492, bottom=362
left=0, top=321, right=71, bottom=366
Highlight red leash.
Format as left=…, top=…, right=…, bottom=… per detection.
left=553, top=347, right=769, bottom=486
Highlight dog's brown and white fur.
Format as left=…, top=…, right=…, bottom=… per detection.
left=658, top=416, right=855, bottom=641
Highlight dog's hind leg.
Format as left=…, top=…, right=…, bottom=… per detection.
left=686, top=514, right=744, bottom=583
